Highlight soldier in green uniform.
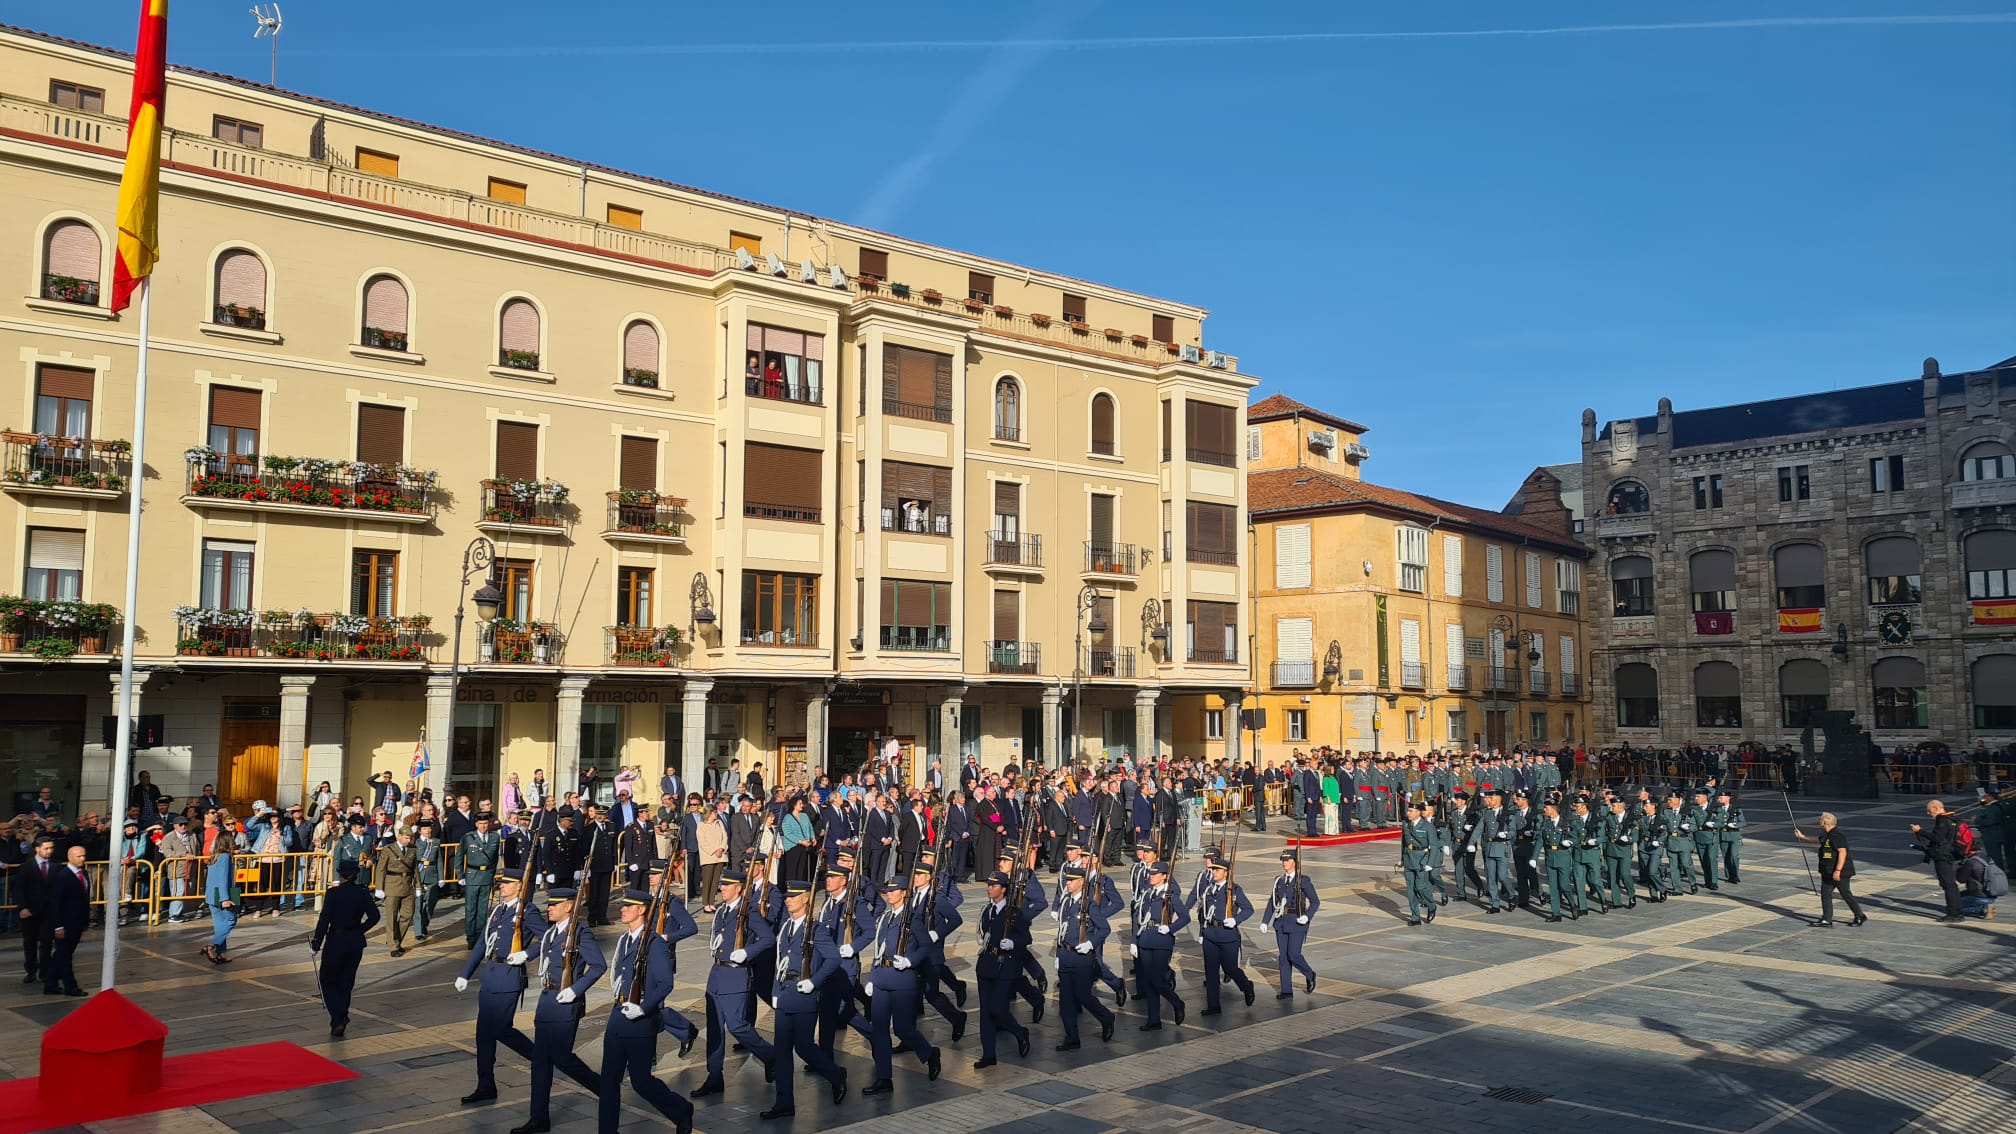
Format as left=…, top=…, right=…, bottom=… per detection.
left=1714, top=789, right=1745, bottom=883
left=1397, top=801, right=1441, bottom=925
left=1636, top=798, right=1669, bottom=902
left=462, top=812, right=503, bottom=949
left=1689, top=788, right=1721, bottom=891
left=1538, top=798, right=1576, bottom=922
left=1567, top=797, right=1603, bottom=914
left=1601, top=796, right=1637, bottom=909
left=1475, top=788, right=1516, bottom=913
left=1661, top=794, right=1699, bottom=895
left=1510, top=791, right=1543, bottom=910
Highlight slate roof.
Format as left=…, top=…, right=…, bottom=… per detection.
left=1249, top=468, right=1587, bottom=556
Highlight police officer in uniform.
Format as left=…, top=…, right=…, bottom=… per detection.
left=814, top=862, right=870, bottom=1059
left=690, top=869, right=778, bottom=1098
left=455, top=867, right=543, bottom=1106
left=1538, top=798, right=1576, bottom=922
left=1128, top=861, right=1188, bottom=1030
left=1189, top=850, right=1256, bottom=1011
left=1570, top=797, right=1607, bottom=913
left=310, top=858, right=380, bottom=1037
left=1475, top=787, right=1517, bottom=913
left=1691, top=788, right=1722, bottom=891
left=1398, top=800, right=1441, bottom=926
left=598, top=888, right=694, bottom=1134
left=516, top=886, right=604, bottom=1134
left=762, top=879, right=849, bottom=1119
left=860, top=878, right=942, bottom=1093
left=1715, top=788, right=1746, bottom=883
left=1052, top=863, right=1117, bottom=1050
left=974, top=869, right=1042, bottom=1066
left=1601, top=796, right=1638, bottom=909
left=460, top=812, right=503, bottom=948
left=1260, top=850, right=1318, bottom=997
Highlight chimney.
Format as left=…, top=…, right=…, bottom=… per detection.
left=1515, top=468, right=1572, bottom=538
left=1924, top=357, right=1941, bottom=379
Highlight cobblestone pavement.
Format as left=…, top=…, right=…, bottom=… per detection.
left=4, top=792, right=2012, bottom=1134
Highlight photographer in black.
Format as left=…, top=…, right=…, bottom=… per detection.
left=1909, top=799, right=1965, bottom=923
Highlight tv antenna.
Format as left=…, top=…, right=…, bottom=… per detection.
left=251, top=5, right=283, bottom=86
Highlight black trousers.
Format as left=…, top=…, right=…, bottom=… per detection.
left=45, top=925, right=82, bottom=993
left=1933, top=858, right=1963, bottom=917
left=22, top=915, right=51, bottom=980
left=1820, top=876, right=1863, bottom=922
left=321, top=942, right=364, bottom=1027
left=977, top=972, right=1027, bottom=1059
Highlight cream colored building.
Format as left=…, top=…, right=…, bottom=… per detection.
left=0, top=25, right=1255, bottom=815
left=1172, top=396, right=1591, bottom=764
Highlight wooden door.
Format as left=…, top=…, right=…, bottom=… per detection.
left=218, top=702, right=280, bottom=811
left=1484, top=710, right=1507, bottom=753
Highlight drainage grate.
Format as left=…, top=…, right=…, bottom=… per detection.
left=1484, top=1086, right=1552, bottom=1105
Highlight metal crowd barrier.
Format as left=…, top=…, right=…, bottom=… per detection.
left=1873, top=762, right=2014, bottom=795
left=0, top=860, right=154, bottom=919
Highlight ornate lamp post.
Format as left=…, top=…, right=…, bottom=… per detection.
left=1073, top=585, right=1108, bottom=767
left=445, top=537, right=503, bottom=797
left=688, top=571, right=716, bottom=642
left=1140, top=597, right=1168, bottom=658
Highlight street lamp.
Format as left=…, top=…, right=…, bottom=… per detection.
left=445, top=536, right=501, bottom=795
left=1073, top=585, right=1106, bottom=768
left=689, top=572, right=716, bottom=642
left=1322, top=639, right=1343, bottom=681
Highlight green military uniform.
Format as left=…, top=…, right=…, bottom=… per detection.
left=460, top=821, right=502, bottom=947
left=1661, top=800, right=1698, bottom=893
left=1398, top=806, right=1441, bottom=924
left=1636, top=802, right=1668, bottom=900
left=1714, top=792, right=1745, bottom=883
left=1568, top=803, right=1603, bottom=913
left=1689, top=791, right=1720, bottom=890
left=1539, top=807, right=1575, bottom=921
left=1600, top=801, right=1636, bottom=907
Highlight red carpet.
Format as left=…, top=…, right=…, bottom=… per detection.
left=0, top=992, right=357, bottom=1134
left=1290, top=828, right=1401, bottom=849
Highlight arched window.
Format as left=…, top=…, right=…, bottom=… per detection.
left=1780, top=659, right=1830, bottom=727
left=1872, top=657, right=1927, bottom=729
left=1090, top=393, right=1116, bottom=456
left=1961, top=441, right=2015, bottom=482
left=1773, top=542, right=1826, bottom=610
left=1693, top=661, right=1741, bottom=728
left=1611, top=555, right=1654, bottom=617
left=1605, top=480, right=1650, bottom=515
left=1615, top=662, right=1659, bottom=728
left=213, top=249, right=268, bottom=329
left=993, top=378, right=1021, bottom=442
left=1974, top=656, right=2016, bottom=729
left=1689, top=550, right=1736, bottom=614
left=622, top=320, right=660, bottom=388
left=1965, top=529, right=2016, bottom=601
left=361, top=274, right=409, bottom=351
left=1864, top=536, right=1922, bottom=605
left=41, top=220, right=102, bottom=305
left=499, top=298, right=541, bottom=371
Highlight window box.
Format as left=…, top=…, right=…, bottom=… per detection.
left=41, top=274, right=99, bottom=306
left=857, top=277, right=881, bottom=295
left=1130, top=334, right=1149, bottom=347
left=362, top=326, right=408, bottom=352
left=212, top=304, right=266, bottom=330
left=500, top=348, right=541, bottom=371
left=622, top=367, right=659, bottom=389
left=1103, top=328, right=1124, bottom=341
left=1070, top=321, right=1091, bottom=335
left=890, top=283, right=912, bottom=299
left=961, top=297, right=986, bottom=313
left=1030, top=313, right=1052, bottom=328
left=993, top=305, right=1014, bottom=318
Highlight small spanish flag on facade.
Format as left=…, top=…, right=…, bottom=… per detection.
left=110, top=0, right=168, bottom=313
left=1777, top=608, right=1824, bottom=634
left=1972, top=599, right=2016, bottom=626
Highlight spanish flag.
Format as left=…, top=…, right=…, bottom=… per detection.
left=1973, top=599, right=2016, bottom=626
left=109, top=0, right=168, bottom=313
left=1777, top=608, right=1824, bottom=634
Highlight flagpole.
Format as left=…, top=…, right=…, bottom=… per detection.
left=101, top=276, right=151, bottom=991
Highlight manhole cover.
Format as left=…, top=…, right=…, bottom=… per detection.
left=1484, top=1086, right=1551, bottom=1105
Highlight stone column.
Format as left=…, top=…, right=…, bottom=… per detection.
left=1225, top=691, right=1245, bottom=766
left=277, top=675, right=316, bottom=809
left=103, top=670, right=151, bottom=815
left=554, top=676, right=591, bottom=799
left=940, top=684, right=967, bottom=780
left=681, top=678, right=714, bottom=788
left=805, top=688, right=828, bottom=779
left=424, top=674, right=456, bottom=801
left=1133, top=688, right=1161, bottom=765
left=1041, top=686, right=1063, bottom=771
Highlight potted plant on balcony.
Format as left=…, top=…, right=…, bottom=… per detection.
left=42, top=275, right=98, bottom=305
left=1103, top=327, right=1124, bottom=341
left=362, top=326, right=407, bottom=351
left=501, top=348, right=541, bottom=371
left=856, top=276, right=881, bottom=295
left=0, top=597, right=37, bottom=652
left=1130, top=334, right=1150, bottom=347
left=962, top=297, right=986, bottom=314
left=26, top=636, right=78, bottom=663
left=889, top=283, right=912, bottom=299
left=919, top=288, right=943, bottom=304
left=74, top=602, right=118, bottom=654
left=623, top=367, right=660, bottom=388
left=993, top=304, right=1013, bottom=318
left=1030, top=312, right=1052, bottom=328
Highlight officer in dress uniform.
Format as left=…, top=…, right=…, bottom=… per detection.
left=762, top=879, right=849, bottom=1120
left=974, top=869, right=1042, bottom=1067
left=742, top=851, right=786, bottom=1009
left=1260, top=850, right=1318, bottom=998
left=1602, top=797, right=1638, bottom=910
left=455, top=867, right=544, bottom=1106
left=814, top=862, right=871, bottom=1058
left=1062, top=842, right=1128, bottom=1005
left=1569, top=797, right=1607, bottom=913
left=1475, top=787, right=1517, bottom=912
left=1716, top=789, right=1746, bottom=883
left=514, top=886, right=604, bottom=1134
left=1398, top=800, right=1442, bottom=926
left=598, top=888, right=694, bottom=1134
left=992, top=850, right=1048, bottom=1021
left=1125, top=841, right=1155, bottom=1002
left=643, top=859, right=700, bottom=1059
left=860, top=878, right=942, bottom=1094
left=1538, top=798, right=1576, bottom=922
left=1052, top=863, right=1117, bottom=1050
left=1636, top=798, right=1669, bottom=901
left=1690, top=788, right=1722, bottom=891
left=618, top=811, right=654, bottom=896
left=460, top=812, right=503, bottom=948
left=310, top=858, right=379, bottom=1037
left=1445, top=791, right=1480, bottom=902
left=1662, top=793, right=1700, bottom=894
left=1128, top=861, right=1188, bottom=1030
left=1510, top=791, right=1542, bottom=909
left=1189, top=850, right=1256, bottom=1011
left=909, top=857, right=969, bottom=1040
left=690, top=869, right=778, bottom=1098
left=414, top=818, right=443, bottom=942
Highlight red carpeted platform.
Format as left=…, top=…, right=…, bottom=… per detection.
left=1289, top=828, right=1402, bottom=849
left=0, top=990, right=357, bottom=1134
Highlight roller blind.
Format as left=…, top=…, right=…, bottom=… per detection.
left=208, top=386, right=262, bottom=429
left=1612, top=555, right=1654, bottom=580
left=1774, top=543, right=1825, bottom=587
left=623, top=322, right=660, bottom=372
left=499, top=299, right=540, bottom=352
left=36, top=365, right=94, bottom=402
left=1185, top=402, right=1235, bottom=457
left=1615, top=663, right=1658, bottom=697
left=44, top=221, right=100, bottom=280
left=27, top=529, right=84, bottom=572
left=1695, top=662, right=1740, bottom=696
left=363, top=276, right=408, bottom=333
left=1187, top=501, right=1234, bottom=554
left=1189, top=601, right=1227, bottom=653
left=889, top=345, right=937, bottom=407
left=1865, top=536, right=1921, bottom=577
left=1690, top=549, right=1736, bottom=591
left=748, top=443, right=821, bottom=509
left=994, top=481, right=1020, bottom=519
left=993, top=591, right=1018, bottom=641
left=494, top=421, right=539, bottom=480
left=620, top=436, right=657, bottom=491
left=1974, top=656, right=2016, bottom=705
left=858, top=248, right=888, bottom=279
left=1780, top=659, right=1829, bottom=696
left=1090, top=395, right=1115, bottom=448
left=1090, top=494, right=1114, bottom=547
left=355, top=404, right=406, bottom=466
left=214, top=250, right=265, bottom=309
left=1873, top=657, right=1925, bottom=685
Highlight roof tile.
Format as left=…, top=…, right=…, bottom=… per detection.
left=1249, top=467, right=1586, bottom=555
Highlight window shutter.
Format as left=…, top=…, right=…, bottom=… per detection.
left=499, top=299, right=540, bottom=353
left=1486, top=545, right=1504, bottom=602
left=933, top=351, right=954, bottom=412
left=354, top=149, right=399, bottom=177
left=1091, top=395, right=1115, bottom=449
left=1190, top=601, right=1224, bottom=653
left=363, top=276, right=408, bottom=333
left=882, top=346, right=903, bottom=407
left=1774, top=543, right=1826, bottom=587
left=27, top=529, right=85, bottom=572
left=879, top=580, right=896, bottom=627
left=749, top=444, right=821, bottom=510
left=1161, top=400, right=1171, bottom=455
left=1443, top=534, right=1463, bottom=596
left=214, top=250, right=265, bottom=309
left=1090, top=494, right=1114, bottom=547
left=623, top=321, right=660, bottom=372
left=993, top=480, right=1020, bottom=519
left=932, top=466, right=951, bottom=513
left=208, top=386, right=262, bottom=429
left=1152, top=313, right=1174, bottom=343
left=968, top=271, right=994, bottom=298
left=1400, top=619, right=1421, bottom=666
left=1559, top=635, right=1575, bottom=676
left=1446, top=623, right=1464, bottom=675
left=44, top=221, right=101, bottom=281
left=1525, top=551, right=1543, bottom=608
left=1276, top=616, right=1312, bottom=661
left=605, top=204, right=642, bottom=230
left=1275, top=523, right=1310, bottom=588
left=36, top=365, right=94, bottom=402
left=993, top=590, right=1018, bottom=641
left=355, top=404, right=406, bottom=466
left=494, top=421, right=539, bottom=480
left=1488, top=628, right=1505, bottom=668
left=895, top=580, right=933, bottom=625
left=1062, top=294, right=1086, bottom=323
left=619, top=436, right=657, bottom=491
left=858, top=249, right=888, bottom=279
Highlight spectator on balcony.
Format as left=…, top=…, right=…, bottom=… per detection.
left=901, top=498, right=927, bottom=533
left=745, top=350, right=763, bottom=395
left=763, top=354, right=786, bottom=399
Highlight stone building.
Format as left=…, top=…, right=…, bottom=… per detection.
left=1581, top=355, right=2016, bottom=752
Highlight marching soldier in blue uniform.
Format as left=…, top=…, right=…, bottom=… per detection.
left=910, top=857, right=969, bottom=1040
left=1062, top=841, right=1127, bottom=1005
left=515, top=886, right=604, bottom=1134
left=598, top=888, right=694, bottom=1134
left=742, top=852, right=786, bottom=1008
left=459, top=812, right=503, bottom=948
left=861, top=878, right=942, bottom=1093
left=310, top=858, right=379, bottom=1037
left=691, top=869, right=778, bottom=1097
left=455, top=867, right=543, bottom=1106
left=1189, top=850, right=1256, bottom=1012
left=1128, top=861, right=1188, bottom=1030
left=1398, top=800, right=1441, bottom=926
left=991, top=849, right=1048, bottom=1022
left=762, top=879, right=849, bottom=1119
left=974, top=869, right=1042, bottom=1067
left=645, top=860, right=700, bottom=1059
left=1052, top=863, right=1117, bottom=1050
left=814, top=862, right=871, bottom=1058
left=1260, top=850, right=1318, bottom=998
left=1125, top=840, right=1156, bottom=1002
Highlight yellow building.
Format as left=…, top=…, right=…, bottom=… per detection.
left=0, top=24, right=1255, bottom=815
left=1172, top=396, right=1590, bottom=766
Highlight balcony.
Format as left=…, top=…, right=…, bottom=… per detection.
left=1186, top=547, right=1238, bottom=567
left=212, top=303, right=267, bottom=331
left=983, top=532, right=1043, bottom=574
left=1485, top=667, right=1518, bottom=694
left=172, top=609, right=432, bottom=663
left=1083, top=647, right=1136, bottom=679
left=1447, top=662, right=1469, bottom=690
left=1528, top=670, right=1552, bottom=696
left=1953, top=479, right=2016, bottom=510
left=1084, top=541, right=1141, bottom=578
left=0, top=600, right=123, bottom=660
left=605, top=625, right=681, bottom=667
left=1595, top=511, right=1655, bottom=539
left=746, top=374, right=822, bottom=405
left=1272, top=659, right=1317, bottom=688
left=745, top=500, right=822, bottom=524
left=603, top=491, right=688, bottom=546
left=1186, top=643, right=1239, bottom=665
left=184, top=451, right=436, bottom=523
left=741, top=625, right=817, bottom=648
left=1186, top=446, right=1237, bottom=469
left=2, top=433, right=131, bottom=499
left=879, top=627, right=951, bottom=653
left=481, top=619, right=562, bottom=664
left=1401, top=663, right=1425, bottom=690
left=853, top=281, right=1235, bottom=370
left=883, top=398, right=952, bottom=424
left=986, top=640, right=1042, bottom=676
left=881, top=506, right=951, bottom=537
left=1561, top=674, right=1583, bottom=697
left=477, top=479, right=569, bottom=536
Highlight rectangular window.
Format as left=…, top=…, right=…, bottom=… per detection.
left=741, top=571, right=818, bottom=647
left=1525, top=550, right=1543, bottom=608
left=24, top=528, right=84, bottom=601
left=879, top=579, right=952, bottom=651
left=1274, top=523, right=1311, bottom=588
left=1692, top=473, right=1723, bottom=509
left=354, top=148, right=399, bottom=178
left=1404, top=710, right=1419, bottom=742
left=1246, top=425, right=1262, bottom=462
left=1152, top=313, right=1175, bottom=343
left=355, top=403, right=406, bottom=466
left=1557, top=559, right=1583, bottom=614
left=493, top=420, right=539, bottom=481
left=1870, top=455, right=1905, bottom=494
left=1184, top=402, right=1238, bottom=467
left=34, top=364, right=93, bottom=439
left=1446, top=710, right=1467, bottom=745
left=1061, top=293, right=1087, bottom=324
left=1204, top=709, right=1224, bottom=741
left=206, top=385, right=262, bottom=473
left=1563, top=714, right=1575, bottom=742
left=1486, top=544, right=1504, bottom=602
left=967, top=271, right=995, bottom=303
left=745, top=323, right=826, bottom=405
left=1286, top=709, right=1308, bottom=742
left=858, top=248, right=888, bottom=280
left=605, top=204, right=643, bottom=230
left=1443, top=534, right=1463, bottom=597
left=1186, top=600, right=1238, bottom=662
left=200, top=539, right=256, bottom=610
left=1529, top=711, right=1547, bottom=741
left=493, top=558, right=534, bottom=622
left=1399, top=618, right=1422, bottom=687
left=1187, top=501, right=1238, bottom=565
left=617, top=566, right=653, bottom=627
left=729, top=232, right=762, bottom=256
left=882, top=460, right=952, bottom=536
left=619, top=435, right=657, bottom=492
left=50, top=80, right=105, bottom=113
left=350, top=549, right=397, bottom=618
left=1778, top=464, right=1811, bottom=502
left=1396, top=526, right=1428, bottom=593
left=482, top=177, right=527, bottom=204
left=881, top=344, right=952, bottom=421
left=743, top=443, right=823, bottom=523
left=212, top=115, right=263, bottom=148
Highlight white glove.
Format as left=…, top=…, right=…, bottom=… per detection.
left=1529, top=859, right=1539, bottom=869
left=1442, top=847, right=1451, bottom=858
left=796, top=978, right=815, bottom=994
left=556, top=988, right=576, bottom=1004
left=864, top=981, right=875, bottom=996
left=1224, top=918, right=1237, bottom=930
left=892, top=955, right=912, bottom=971
left=1128, top=943, right=1139, bottom=958
left=928, top=930, right=940, bottom=943
left=620, top=1002, right=644, bottom=1020
left=1466, top=845, right=1477, bottom=854
left=1156, top=924, right=1170, bottom=935
left=507, top=950, right=529, bottom=966
left=1074, top=941, right=1093, bottom=955
left=730, top=948, right=748, bottom=964
left=629, top=864, right=640, bottom=872
left=454, top=977, right=469, bottom=992
left=1296, top=916, right=1309, bottom=925
left=838, top=944, right=854, bottom=959
left=575, top=869, right=586, bottom=880
left=999, top=937, right=1015, bottom=950
left=374, top=889, right=386, bottom=900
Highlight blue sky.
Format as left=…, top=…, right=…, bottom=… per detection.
left=31, top=2, right=2016, bottom=505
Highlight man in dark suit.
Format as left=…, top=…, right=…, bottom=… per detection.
left=45, top=843, right=92, bottom=996
left=195, top=784, right=224, bottom=812
left=727, top=799, right=762, bottom=872
left=943, top=793, right=972, bottom=882
left=896, top=795, right=925, bottom=879
left=18, top=835, right=57, bottom=986
left=312, top=859, right=382, bottom=1035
